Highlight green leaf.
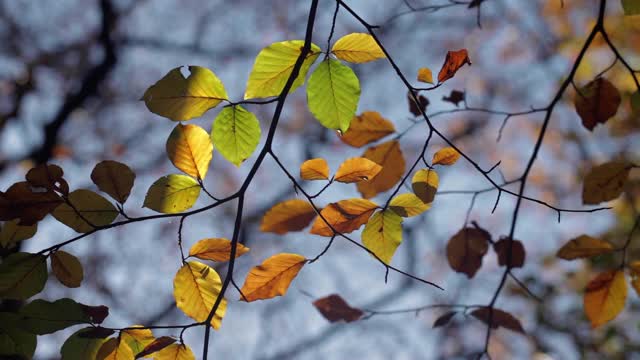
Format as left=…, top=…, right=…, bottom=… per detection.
left=142, top=66, right=228, bottom=121
left=622, top=0, right=640, bottom=15
left=361, top=209, right=403, bottom=264
left=52, top=190, right=119, bottom=233
left=631, top=91, right=640, bottom=113
left=244, top=40, right=321, bottom=99
left=0, top=312, right=36, bottom=359
left=0, top=220, right=37, bottom=248
left=61, top=328, right=108, bottom=360
left=306, top=59, right=360, bottom=132
left=211, top=105, right=261, bottom=166
left=143, top=175, right=201, bottom=213
left=20, top=298, right=91, bottom=335
left=0, top=252, right=47, bottom=300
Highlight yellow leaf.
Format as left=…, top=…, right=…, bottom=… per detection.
left=142, top=66, right=228, bottom=121
left=412, top=169, right=439, bottom=204
left=51, top=250, right=83, bottom=288
left=388, top=193, right=431, bottom=217
left=582, top=161, right=631, bottom=205
left=245, top=40, right=321, bottom=99
left=155, top=344, right=195, bottom=360
left=556, top=235, right=614, bottom=260
left=173, top=261, right=226, bottom=329
left=310, top=198, right=378, bottom=237
left=90, top=161, right=136, bottom=204
left=188, top=238, right=249, bottom=262
left=143, top=175, right=201, bottom=214
left=300, top=158, right=330, bottom=181
left=52, top=189, right=118, bottom=233
left=334, top=157, right=382, bottom=183
left=260, top=199, right=316, bottom=234
left=166, top=124, right=213, bottom=180
left=0, top=220, right=37, bottom=248
left=584, top=270, right=627, bottom=328
left=357, top=140, right=406, bottom=199
left=339, top=111, right=395, bottom=148
left=432, top=147, right=460, bottom=166
left=239, top=253, right=306, bottom=302
left=362, top=209, right=403, bottom=264
left=417, top=67, right=434, bottom=84
left=135, top=337, right=176, bottom=359
left=331, top=33, right=385, bottom=64
left=96, top=337, right=134, bottom=360
left=120, top=326, right=154, bottom=355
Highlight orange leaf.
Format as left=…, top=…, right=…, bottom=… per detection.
left=574, top=78, right=621, bottom=131
left=239, top=253, right=306, bottom=302
left=356, top=141, right=406, bottom=199
left=339, top=111, right=395, bottom=148
left=188, top=238, right=249, bottom=262
left=310, top=198, right=378, bottom=237
left=300, top=158, right=330, bottom=181
left=313, top=294, right=363, bottom=323
left=432, top=147, right=460, bottom=166
left=584, top=270, right=627, bottom=328
left=556, top=235, right=614, bottom=260
left=437, top=49, right=471, bottom=84
left=260, top=199, right=317, bottom=234
left=417, top=67, right=434, bottom=84
left=334, top=157, right=382, bottom=183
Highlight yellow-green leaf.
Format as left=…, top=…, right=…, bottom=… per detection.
left=239, top=253, right=306, bottom=302
left=622, top=0, right=640, bottom=16
left=417, top=67, right=434, bottom=84
left=51, top=250, right=83, bottom=288
left=412, top=169, right=439, bottom=204
left=189, top=238, right=250, bottom=262
left=339, top=111, right=395, bottom=148
left=155, top=344, right=195, bottom=360
left=432, top=147, right=460, bottom=166
left=307, top=58, right=360, bottom=132
left=173, top=261, right=226, bottom=329
left=388, top=193, right=431, bottom=217
left=300, top=158, right=330, bottom=181
left=0, top=252, right=47, bottom=300
left=584, top=270, right=627, bottom=328
left=582, top=161, right=631, bottom=205
left=166, top=124, right=213, bottom=179
left=52, top=189, right=118, bottom=233
left=121, top=326, right=154, bottom=355
left=211, top=105, right=261, bottom=166
left=260, top=199, right=317, bottom=234
left=556, top=235, right=614, bottom=260
left=91, top=161, right=136, bottom=204
left=362, top=209, right=403, bottom=264
left=331, top=33, right=385, bottom=64
left=310, top=198, right=378, bottom=237
left=143, top=175, right=201, bottom=214
left=0, top=220, right=37, bottom=248
left=142, top=66, right=228, bottom=121
left=334, top=157, right=382, bottom=183
left=60, top=328, right=108, bottom=360
left=244, top=40, right=321, bottom=99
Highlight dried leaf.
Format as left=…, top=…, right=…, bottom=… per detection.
left=437, top=49, right=471, bottom=83
left=408, top=92, right=429, bottom=116
left=313, top=294, right=363, bottom=323
left=442, top=90, right=465, bottom=106
left=556, top=235, right=614, bottom=260
left=260, top=199, right=316, bottom=234
left=471, top=307, right=525, bottom=334
left=26, top=164, right=68, bottom=195
left=0, top=181, right=62, bottom=226
left=574, top=78, right=621, bottom=131
left=493, top=238, right=525, bottom=268
left=446, top=227, right=491, bottom=278
left=239, top=253, right=306, bottom=302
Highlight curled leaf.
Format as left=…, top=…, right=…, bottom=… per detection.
left=437, top=49, right=471, bottom=84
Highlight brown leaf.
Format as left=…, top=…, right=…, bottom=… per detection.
left=80, top=304, right=109, bottom=324
left=574, top=78, right=621, bottom=131
left=471, top=307, right=525, bottom=334
left=408, top=92, right=429, bottom=116
left=437, top=49, right=471, bottom=83
left=446, top=227, right=491, bottom=278
left=339, top=111, right=395, bottom=148
left=91, top=160, right=136, bottom=203
left=442, top=90, right=465, bottom=106
left=260, top=199, right=317, bottom=234
left=239, top=253, right=306, bottom=302
left=556, top=235, right=614, bottom=260
left=0, top=181, right=63, bottom=225
left=433, top=311, right=457, bottom=328
left=313, top=294, right=364, bottom=323
left=26, top=164, right=68, bottom=195
left=51, top=250, right=84, bottom=288
left=310, top=198, right=378, bottom=236
left=493, top=238, right=526, bottom=268
left=357, top=141, right=406, bottom=199
left=582, top=160, right=631, bottom=205
left=135, top=336, right=176, bottom=359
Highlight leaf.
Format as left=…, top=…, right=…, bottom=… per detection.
left=26, top=163, right=68, bottom=194
left=432, top=147, right=461, bottom=166
left=584, top=270, right=627, bottom=328
left=574, top=78, right=621, bottom=131
left=630, top=261, right=640, bottom=297
left=19, top=298, right=93, bottom=335
left=300, top=158, right=330, bottom=180
left=470, top=307, right=525, bottom=334
left=631, top=91, right=640, bottom=113
left=0, top=181, right=62, bottom=225
left=446, top=227, right=491, bottom=278
left=0, top=313, right=36, bottom=359
left=244, top=40, right=321, bottom=99
left=622, top=0, right=640, bottom=15
left=334, top=157, right=382, bottom=183
left=412, top=168, right=439, bottom=204
left=389, top=193, right=431, bottom=217
left=0, top=252, right=47, bottom=300
left=312, top=294, right=364, bottom=323
left=260, top=199, right=317, bottom=234
left=135, top=337, right=176, bottom=359
left=310, top=198, right=378, bottom=237
left=143, top=175, right=201, bottom=213
left=339, top=111, right=395, bottom=148
left=142, top=66, right=228, bottom=121
left=96, top=337, right=134, bottom=360
left=52, top=189, right=118, bottom=233
left=211, top=105, right=261, bottom=166
left=330, top=33, right=385, bottom=64
left=583, top=160, right=631, bottom=205
left=80, top=304, right=109, bottom=324
left=442, top=90, right=465, bottom=106
left=408, top=92, right=429, bottom=116
left=60, top=328, right=108, bottom=360
left=239, top=253, right=306, bottom=302
left=493, top=238, right=526, bottom=268
left=91, top=161, right=136, bottom=203
left=188, top=238, right=250, bottom=262
left=362, top=209, right=403, bottom=264
left=166, top=124, right=213, bottom=179
left=121, top=326, right=154, bottom=355
left=357, top=140, right=406, bottom=199
left=51, top=250, right=84, bottom=288
left=173, top=261, right=226, bottom=329
left=78, top=327, right=114, bottom=339
left=417, top=67, right=434, bottom=84
left=437, top=49, right=471, bottom=83
left=0, top=220, right=37, bottom=248
left=155, top=344, right=195, bottom=360
left=433, top=311, right=457, bottom=328
left=307, top=58, right=361, bottom=132
left=556, top=235, right=614, bottom=260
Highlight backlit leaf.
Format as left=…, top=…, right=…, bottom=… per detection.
left=239, top=253, right=306, bottom=302
left=166, top=124, right=213, bottom=179
left=135, top=337, right=176, bottom=359
left=446, top=227, right=491, bottom=278
left=622, top=0, right=640, bottom=16
left=574, top=78, right=621, bottom=131
left=556, top=235, right=614, bottom=260
left=307, top=58, right=360, bottom=132
left=260, top=199, right=317, bottom=234
left=26, top=163, right=68, bottom=194
left=300, top=158, right=330, bottom=180
left=470, top=307, right=525, bottom=334
left=357, top=140, right=406, bottom=199
left=143, top=175, right=201, bottom=213
left=584, top=270, right=627, bottom=328
left=437, top=49, right=471, bottom=83
left=417, top=67, right=434, bottom=84
left=334, top=157, right=382, bottom=183
left=20, top=298, right=92, bottom=335
left=211, top=105, right=261, bottom=166
left=0, top=312, right=36, bottom=359
left=493, top=238, right=525, bottom=268
left=0, top=181, right=62, bottom=225
left=121, top=326, right=154, bottom=355
left=331, top=33, right=385, bottom=64
left=155, top=344, right=195, bottom=360
left=96, top=337, right=134, bottom=360
left=339, top=111, right=395, bottom=148
left=313, top=294, right=363, bottom=323
left=52, top=189, right=118, bottom=233
left=244, top=40, right=321, bottom=99
left=362, top=209, right=403, bottom=264
left=142, top=66, right=228, bottom=121
left=432, top=147, right=460, bottom=166
left=0, top=252, right=47, bottom=300
left=91, top=161, right=136, bottom=203
left=0, top=220, right=37, bottom=248
left=582, top=161, right=631, bottom=205
left=188, top=238, right=249, bottom=262
left=412, top=169, right=439, bottom=204
left=388, top=193, right=431, bottom=217
left=310, top=198, right=378, bottom=236
left=60, top=327, right=108, bottom=360
left=173, top=261, right=226, bottom=329
left=51, top=250, right=84, bottom=288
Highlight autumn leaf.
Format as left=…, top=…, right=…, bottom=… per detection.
left=239, top=253, right=306, bottom=302
left=412, top=168, right=439, bottom=204
left=417, top=67, right=434, bottom=84
left=0, top=252, right=47, bottom=300
left=51, top=250, right=84, bottom=288
left=582, top=161, right=631, bottom=205
left=310, top=198, right=378, bottom=236
left=0, top=220, right=37, bottom=248
left=134, top=337, right=176, bottom=359
left=188, top=238, right=249, bottom=262
left=437, top=49, right=471, bottom=84
left=211, top=105, right=261, bottom=166
left=442, top=90, right=465, bottom=106
left=630, top=261, right=640, bottom=297
left=446, top=227, right=491, bottom=278
left=91, top=161, right=136, bottom=204
left=26, top=164, right=68, bottom=194
left=0, top=181, right=62, bottom=226
left=493, top=238, right=525, bottom=268
left=300, top=158, right=330, bottom=181
left=313, top=294, right=364, bottom=323
left=166, top=123, right=213, bottom=179
left=52, top=189, right=118, bottom=233
left=96, top=337, right=134, bottom=360
left=173, top=261, right=226, bottom=329
left=470, top=307, right=525, bottom=334
left=556, top=235, right=614, bottom=260
left=622, top=0, right=640, bottom=15
left=331, top=33, right=385, bottom=63
left=334, top=157, right=382, bottom=183
left=362, top=209, right=403, bottom=264
left=388, top=193, right=431, bottom=217
left=143, top=174, right=201, bottom=213
left=61, top=328, right=109, bottom=360
left=339, top=111, right=395, bottom=148
left=260, top=199, right=317, bottom=234
left=574, top=78, right=621, bottom=131
left=154, top=343, right=195, bottom=360
left=433, top=311, right=457, bottom=328
left=120, top=326, right=154, bottom=355
left=357, top=140, right=406, bottom=199
left=19, top=298, right=98, bottom=335
left=408, top=92, right=429, bottom=116
left=584, top=270, right=627, bottom=328
left=432, top=147, right=461, bottom=166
